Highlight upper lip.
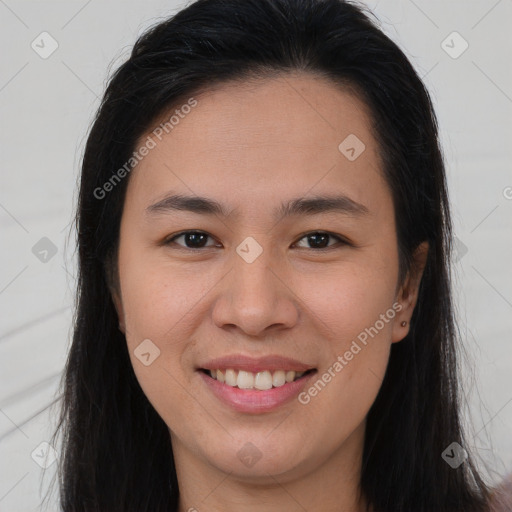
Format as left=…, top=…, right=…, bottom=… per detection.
left=199, top=354, right=316, bottom=373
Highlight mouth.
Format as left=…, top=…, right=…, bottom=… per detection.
left=199, top=368, right=316, bottom=390
left=198, top=366, right=318, bottom=413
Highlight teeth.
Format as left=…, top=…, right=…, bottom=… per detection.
left=237, top=370, right=254, bottom=389
left=225, top=369, right=237, bottom=387
left=254, top=370, right=273, bottom=390
left=272, top=370, right=286, bottom=387
left=206, top=368, right=309, bottom=389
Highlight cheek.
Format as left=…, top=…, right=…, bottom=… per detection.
left=118, top=260, right=206, bottom=422
left=294, top=260, right=397, bottom=418
left=120, top=255, right=215, bottom=341
left=299, top=258, right=398, bottom=343
left=118, top=255, right=224, bottom=403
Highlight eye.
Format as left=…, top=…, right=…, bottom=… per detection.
left=164, top=230, right=349, bottom=251
left=164, top=231, right=219, bottom=250
left=293, top=231, right=348, bottom=250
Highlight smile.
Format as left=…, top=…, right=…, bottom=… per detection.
left=198, top=368, right=317, bottom=413
left=201, top=368, right=313, bottom=390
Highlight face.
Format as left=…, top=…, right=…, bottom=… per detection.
left=113, top=72, right=426, bottom=484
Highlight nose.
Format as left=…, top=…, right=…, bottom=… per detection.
left=211, top=246, right=299, bottom=337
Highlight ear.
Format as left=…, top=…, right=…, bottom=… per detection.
left=392, top=241, right=429, bottom=343
left=104, top=251, right=126, bottom=334
left=111, top=289, right=126, bottom=334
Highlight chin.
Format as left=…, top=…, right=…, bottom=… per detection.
left=200, top=433, right=314, bottom=481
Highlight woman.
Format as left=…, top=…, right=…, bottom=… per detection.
left=47, top=0, right=498, bottom=510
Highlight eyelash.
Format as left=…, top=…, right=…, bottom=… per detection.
left=163, top=230, right=350, bottom=251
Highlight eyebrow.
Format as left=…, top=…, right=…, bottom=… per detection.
left=145, top=193, right=369, bottom=220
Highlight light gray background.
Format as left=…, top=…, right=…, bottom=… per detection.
left=1, top=0, right=511, bottom=510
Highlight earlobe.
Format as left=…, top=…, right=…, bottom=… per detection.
left=392, top=241, right=429, bottom=343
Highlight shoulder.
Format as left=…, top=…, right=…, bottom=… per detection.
left=488, top=473, right=512, bottom=512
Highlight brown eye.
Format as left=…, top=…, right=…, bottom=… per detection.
left=166, top=231, right=218, bottom=249
left=164, top=230, right=349, bottom=251
left=294, top=232, right=347, bottom=250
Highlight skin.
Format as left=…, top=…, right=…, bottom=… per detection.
left=112, top=71, right=428, bottom=512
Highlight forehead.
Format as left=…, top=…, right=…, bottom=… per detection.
left=127, top=72, right=387, bottom=217
left=151, top=72, right=375, bottom=156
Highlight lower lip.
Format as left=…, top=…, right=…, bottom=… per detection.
left=199, top=370, right=316, bottom=413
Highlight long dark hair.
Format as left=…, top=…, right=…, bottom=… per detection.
left=47, top=0, right=491, bottom=510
